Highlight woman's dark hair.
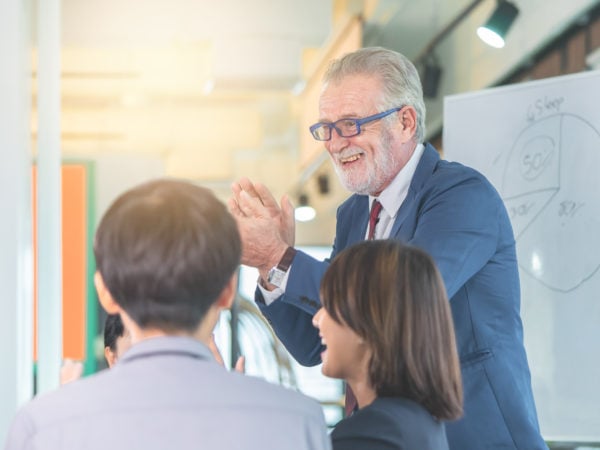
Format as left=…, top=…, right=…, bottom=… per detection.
left=94, top=179, right=241, bottom=333
left=320, top=240, right=463, bottom=420
left=103, top=314, right=124, bottom=351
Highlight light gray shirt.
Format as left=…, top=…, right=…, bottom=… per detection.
left=4, top=336, right=331, bottom=450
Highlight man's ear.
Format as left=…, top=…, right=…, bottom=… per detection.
left=398, top=106, right=417, bottom=142
left=214, top=272, right=238, bottom=310
left=94, top=272, right=120, bottom=315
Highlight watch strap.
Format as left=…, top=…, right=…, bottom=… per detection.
left=276, top=246, right=297, bottom=272
left=266, top=247, right=297, bottom=288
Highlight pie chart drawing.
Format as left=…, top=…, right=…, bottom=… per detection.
left=501, top=113, right=600, bottom=292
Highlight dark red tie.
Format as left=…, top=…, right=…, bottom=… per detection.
left=344, top=200, right=383, bottom=417
left=367, top=199, right=383, bottom=240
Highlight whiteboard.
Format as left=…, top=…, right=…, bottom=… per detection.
left=443, top=70, right=600, bottom=443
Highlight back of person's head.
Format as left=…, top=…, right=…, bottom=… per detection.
left=320, top=240, right=463, bottom=420
left=323, top=46, right=426, bottom=143
left=94, top=179, right=241, bottom=333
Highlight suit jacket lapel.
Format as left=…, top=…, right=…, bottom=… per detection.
left=390, top=187, right=415, bottom=238
left=347, top=195, right=369, bottom=246
left=390, top=143, right=440, bottom=238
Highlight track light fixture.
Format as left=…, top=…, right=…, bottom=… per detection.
left=477, top=0, right=519, bottom=48
left=422, top=53, right=443, bottom=98
left=317, top=174, right=330, bottom=195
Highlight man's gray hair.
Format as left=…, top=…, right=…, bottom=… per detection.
left=323, top=47, right=426, bottom=143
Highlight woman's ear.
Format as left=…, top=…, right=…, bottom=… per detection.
left=94, top=272, right=120, bottom=315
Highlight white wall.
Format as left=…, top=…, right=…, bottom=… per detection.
left=93, top=153, right=166, bottom=225
left=0, top=0, right=34, bottom=442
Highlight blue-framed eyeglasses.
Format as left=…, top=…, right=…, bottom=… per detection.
left=309, top=106, right=403, bottom=141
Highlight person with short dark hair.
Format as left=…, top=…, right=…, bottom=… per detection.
left=60, top=314, right=130, bottom=385
left=314, top=240, right=462, bottom=449
left=103, top=313, right=130, bottom=368
left=5, top=179, right=330, bottom=450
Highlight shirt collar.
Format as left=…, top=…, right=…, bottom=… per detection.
left=369, top=142, right=425, bottom=218
left=118, top=335, right=215, bottom=365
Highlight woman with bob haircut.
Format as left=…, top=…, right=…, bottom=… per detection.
left=313, top=240, right=463, bottom=450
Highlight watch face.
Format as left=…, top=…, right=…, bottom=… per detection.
left=267, top=268, right=285, bottom=287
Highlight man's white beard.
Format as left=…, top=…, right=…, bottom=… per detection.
left=332, top=130, right=398, bottom=196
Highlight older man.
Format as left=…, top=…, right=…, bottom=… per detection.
left=230, top=47, right=547, bottom=450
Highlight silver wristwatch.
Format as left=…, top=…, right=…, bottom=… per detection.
left=267, top=247, right=297, bottom=288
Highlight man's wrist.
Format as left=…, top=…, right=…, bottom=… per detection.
left=265, top=246, right=296, bottom=288
left=258, top=275, right=276, bottom=292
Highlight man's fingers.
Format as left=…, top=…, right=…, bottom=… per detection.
left=231, top=180, right=242, bottom=196
left=237, top=178, right=263, bottom=204
left=227, top=197, right=245, bottom=218
left=254, top=182, right=279, bottom=211
left=238, top=189, right=267, bottom=217
left=281, top=194, right=294, bottom=214
left=281, top=194, right=296, bottom=246
left=232, top=178, right=281, bottom=213
left=231, top=188, right=264, bottom=218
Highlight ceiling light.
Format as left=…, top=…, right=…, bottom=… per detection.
left=294, top=194, right=316, bottom=222
left=477, top=1, right=519, bottom=49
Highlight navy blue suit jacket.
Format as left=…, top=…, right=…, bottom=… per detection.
left=257, top=144, right=547, bottom=450
left=331, top=397, right=448, bottom=450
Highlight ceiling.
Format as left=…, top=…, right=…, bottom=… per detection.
left=52, top=0, right=334, bottom=185
left=32, top=0, right=598, bottom=245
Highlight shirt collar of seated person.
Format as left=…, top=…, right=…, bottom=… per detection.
left=93, top=179, right=241, bottom=361
left=313, top=240, right=463, bottom=420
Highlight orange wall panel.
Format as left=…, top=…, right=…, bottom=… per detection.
left=33, top=165, right=88, bottom=360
